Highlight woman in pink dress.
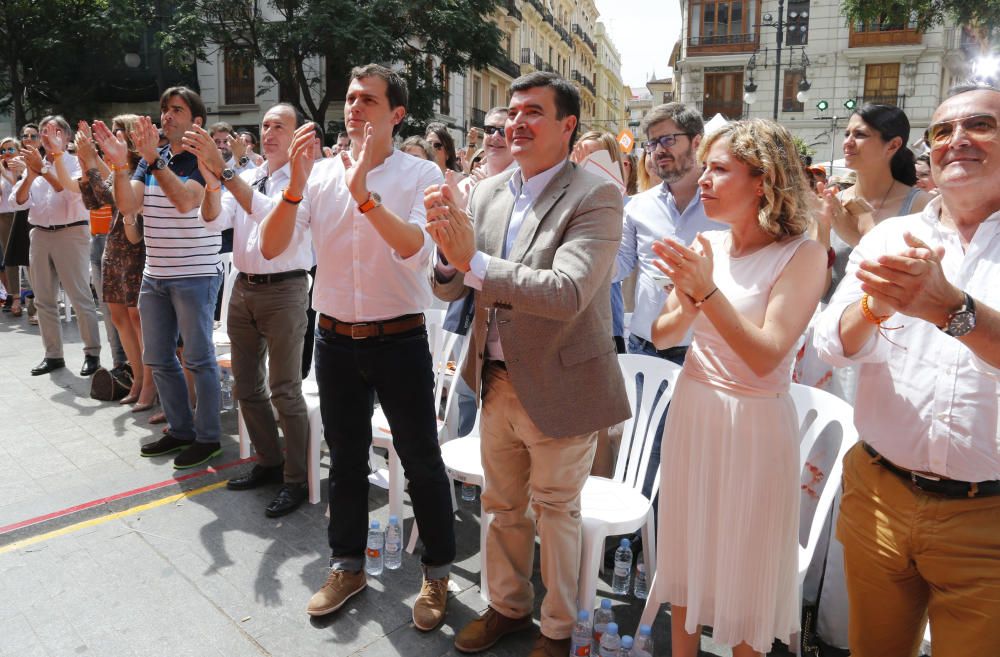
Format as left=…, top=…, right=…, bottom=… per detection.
left=648, top=119, right=827, bottom=656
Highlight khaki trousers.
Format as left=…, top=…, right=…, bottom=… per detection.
left=227, top=275, right=310, bottom=483
left=837, top=443, right=1000, bottom=657
left=28, top=225, right=101, bottom=359
left=480, top=363, right=597, bottom=639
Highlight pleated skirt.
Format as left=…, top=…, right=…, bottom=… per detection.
left=654, top=374, right=800, bottom=652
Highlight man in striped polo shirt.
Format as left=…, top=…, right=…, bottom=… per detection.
left=96, top=87, right=224, bottom=469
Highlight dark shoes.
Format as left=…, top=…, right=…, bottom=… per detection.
left=454, top=607, right=534, bottom=653
left=140, top=433, right=193, bottom=457
left=173, top=441, right=222, bottom=469
left=527, top=635, right=572, bottom=657
left=227, top=463, right=284, bottom=491
left=80, top=355, right=101, bottom=377
left=31, top=358, right=66, bottom=376
left=265, top=483, right=308, bottom=518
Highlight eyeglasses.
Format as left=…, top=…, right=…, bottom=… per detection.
left=21, top=134, right=37, bottom=141
left=0, top=148, right=16, bottom=154
left=642, top=133, right=689, bottom=152
left=925, top=114, right=998, bottom=148
left=483, top=125, right=505, bottom=136
left=429, top=141, right=444, bottom=151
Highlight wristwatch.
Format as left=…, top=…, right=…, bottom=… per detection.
left=39, top=164, right=51, bottom=176
left=237, top=155, right=250, bottom=168
left=358, top=192, right=381, bottom=214
left=220, top=168, right=236, bottom=183
left=152, top=156, right=169, bottom=171
left=940, top=291, right=976, bottom=337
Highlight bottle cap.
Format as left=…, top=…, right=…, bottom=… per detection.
left=577, top=609, right=590, bottom=621
left=370, top=519, right=380, bottom=529
left=606, top=622, right=618, bottom=635
left=639, top=624, right=651, bottom=636
left=637, top=563, right=646, bottom=573
left=600, top=599, right=612, bottom=609
left=622, top=636, right=634, bottom=648
left=620, top=538, right=630, bottom=548
left=389, top=515, right=398, bottom=524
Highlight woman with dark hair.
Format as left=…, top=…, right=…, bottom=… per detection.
left=424, top=122, right=460, bottom=174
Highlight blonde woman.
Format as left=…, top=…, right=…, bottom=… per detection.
left=637, top=148, right=662, bottom=192
left=649, top=119, right=827, bottom=656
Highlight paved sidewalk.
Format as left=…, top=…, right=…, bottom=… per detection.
left=0, top=309, right=792, bottom=657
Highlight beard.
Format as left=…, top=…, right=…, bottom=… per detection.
left=654, top=144, right=695, bottom=184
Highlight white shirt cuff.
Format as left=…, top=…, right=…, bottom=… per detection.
left=464, top=251, right=489, bottom=291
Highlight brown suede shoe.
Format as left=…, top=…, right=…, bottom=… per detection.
left=454, top=607, right=534, bottom=653
left=306, top=569, right=366, bottom=616
left=412, top=575, right=449, bottom=631
left=527, top=634, right=572, bottom=657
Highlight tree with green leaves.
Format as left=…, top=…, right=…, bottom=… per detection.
left=840, top=0, right=999, bottom=49
left=160, top=0, right=507, bottom=131
left=0, top=0, right=145, bottom=127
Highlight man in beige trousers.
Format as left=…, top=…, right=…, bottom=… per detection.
left=426, top=71, right=631, bottom=657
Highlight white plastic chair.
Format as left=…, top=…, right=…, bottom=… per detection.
left=212, top=253, right=237, bottom=348
left=577, top=354, right=682, bottom=613
left=636, top=382, right=859, bottom=644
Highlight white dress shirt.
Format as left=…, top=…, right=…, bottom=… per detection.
left=199, top=162, right=314, bottom=274
left=814, top=197, right=1000, bottom=481
left=9, top=155, right=87, bottom=225
left=300, top=150, right=443, bottom=322
left=614, top=183, right=726, bottom=343
left=226, top=156, right=257, bottom=176
left=0, top=176, right=17, bottom=213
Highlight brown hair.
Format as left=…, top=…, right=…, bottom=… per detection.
left=111, top=114, right=142, bottom=171
left=160, top=86, right=207, bottom=127
left=577, top=130, right=625, bottom=181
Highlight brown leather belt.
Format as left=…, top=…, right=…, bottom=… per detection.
left=31, top=220, right=88, bottom=232
left=318, top=313, right=424, bottom=340
left=238, top=270, right=307, bottom=285
left=862, top=442, right=1000, bottom=499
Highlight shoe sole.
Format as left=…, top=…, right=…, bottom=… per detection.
left=454, top=619, right=534, bottom=653
left=413, top=611, right=446, bottom=632
left=306, top=581, right=367, bottom=617
left=173, top=447, right=223, bottom=469
left=140, top=444, right=190, bottom=458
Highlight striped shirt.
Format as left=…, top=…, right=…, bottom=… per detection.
left=132, top=148, right=220, bottom=279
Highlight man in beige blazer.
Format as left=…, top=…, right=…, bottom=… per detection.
left=425, top=71, right=631, bottom=657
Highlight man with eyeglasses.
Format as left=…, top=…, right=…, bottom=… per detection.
left=815, top=85, right=1000, bottom=656
left=187, top=103, right=315, bottom=518
left=10, top=115, right=103, bottom=376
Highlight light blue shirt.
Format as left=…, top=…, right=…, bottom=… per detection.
left=615, top=182, right=726, bottom=343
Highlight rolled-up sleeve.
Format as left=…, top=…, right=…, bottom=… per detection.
left=390, top=163, right=443, bottom=270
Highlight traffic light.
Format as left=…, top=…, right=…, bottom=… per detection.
left=816, top=100, right=829, bottom=111
left=844, top=98, right=857, bottom=110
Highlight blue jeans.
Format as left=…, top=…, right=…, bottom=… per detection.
left=139, top=273, right=223, bottom=444
left=314, top=321, right=455, bottom=576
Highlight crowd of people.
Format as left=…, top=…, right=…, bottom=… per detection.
left=1, top=64, right=997, bottom=657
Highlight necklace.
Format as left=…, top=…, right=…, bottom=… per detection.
left=869, top=180, right=895, bottom=214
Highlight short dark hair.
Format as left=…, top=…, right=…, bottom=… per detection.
left=268, top=102, right=305, bottom=128
left=350, top=64, right=408, bottom=136
left=20, top=123, right=39, bottom=136
left=641, top=102, right=704, bottom=139
left=336, top=131, right=349, bottom=141
left=916, top=152, right=930, bottom=165
left=485, top=106, right=508, bottom=124
left=855, top=104, right=916, bottom=186
left=237, top=130, right=257, bottom=145
left=160, top=86, right=207, bottom=127
left=208, top=121, right=234, bottom=136
left=510, top=71, right=581, bottom=147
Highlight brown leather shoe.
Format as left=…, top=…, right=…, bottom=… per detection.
left=306, top=569, right=366, bottom=616
left=412, top=575, right=448, bottom=631
left=454, top=607, right=534, bottom=653
left=528, top=634, right=572, bottom=657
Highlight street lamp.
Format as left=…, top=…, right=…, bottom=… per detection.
left=743, top=0, right=811, bottom=119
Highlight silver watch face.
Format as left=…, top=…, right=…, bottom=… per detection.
left=946, top=311, right=976, bottom=337
left=371, top=192, right=381, bottom=203
left=154, top=157, right=168, bottom=170
left=221, top=168, right=236, bottom=181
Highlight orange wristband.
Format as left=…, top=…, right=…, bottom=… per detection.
left=860, top=294, right=890, bottom=324
left=205, top=184, right=221, bottom=193
left=282, top=188, right=303, bottom=204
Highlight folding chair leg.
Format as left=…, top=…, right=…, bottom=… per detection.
left=479, top=506, right=493, bottom=603
left=237, top=408, right=253, bottom=460
left=388, top=446, right=405, bottom=541
left=307, top=406, right=323, bottom=504
left=638, top=570, right=660, bottom=630
left=405, top=523, right=420, bottom=554
left=577, top=523, right=606, bottom=613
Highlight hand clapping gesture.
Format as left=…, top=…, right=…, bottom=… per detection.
left=182, top=124, right=226, bottom=183
left=20, top=142, right=44, bottom=174
left=423, top=183, right=475, bottom=272
left=130, top=116, right=162, bottom=165
left=651, top=234, right=716, bottom=307
left=74, top=121, right=101, bottom=169
left=92, top=120, right=130, bottom=168
left=341, top=122, right=376, bottom=204
left=286, top=123, right=321, bottom=195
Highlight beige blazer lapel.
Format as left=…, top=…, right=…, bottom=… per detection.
left=506, top=163, right=573, bottom=263
left=482, top=184, right=515, bottom=257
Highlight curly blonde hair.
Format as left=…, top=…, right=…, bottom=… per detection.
left=697, top=119, right=812, bottom=238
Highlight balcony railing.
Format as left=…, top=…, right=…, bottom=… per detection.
left=471, top=108, right=486, bottom=127
left=687, top=33, right=758, bottom=53
left=494, top=56, right=522, bottom=79
left=523, top=0, right=544, bottom=15
left=555, top=23, right=572, bottom=47
left=504, top=0, right=522, bottom=22
left=534, top=53, right=544, bottom=70
left=521, top=47, right=533, bottom=65
left=543, top=9, right=554, bottom=26
left=849, top=26, right=921, bottom=47
left=857, top=94, right=907, bottom=108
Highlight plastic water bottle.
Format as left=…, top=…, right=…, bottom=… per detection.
left=384, top=515, right=402, bottom=570
left=365, top=520, right=384, bottom=575
left=461, top=482, right=477, bottom=502
left=220, top=369, right=234, bottom=411
left=632, top=624, right=654, bottom=657
left=618, top=635, right=633, bottom=657
left=612, top=538, right=633, bottom=595
left=633, top=563, right=648, bottom=600
left=570, top=609, right=592, bottom=657
left=592, top=599, right=615, bottom=653
left=598, top=622, right=621, bottom=657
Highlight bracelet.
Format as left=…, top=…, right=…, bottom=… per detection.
left=123, top=214, right=138, bottom=227
left=826, top=246, right=836, bottom=269
left=205, top=184, right=221, bottom=193
left=860, top=293, right=890, bottom=325
left=52, top=151, right=63, bottom=159
left=694, top=287, right=719, bottom=308
left=109, top=163, right=128, bottom=172
left=282, top=188, right=303, bottom=205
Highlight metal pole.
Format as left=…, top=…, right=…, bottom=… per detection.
left=772, top=0, right=784, bottom=120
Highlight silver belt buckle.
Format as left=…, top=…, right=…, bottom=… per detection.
left=350, top=323, right=369, bottom=339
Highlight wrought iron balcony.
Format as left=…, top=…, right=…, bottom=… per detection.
left=521, top=47, right=533, bottom=65
left=471, top=108, right=486, bottom=127
left=504, top=0, right=522, bottom=22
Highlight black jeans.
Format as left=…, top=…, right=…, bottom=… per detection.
left=314, top=322, right=456, bottom=572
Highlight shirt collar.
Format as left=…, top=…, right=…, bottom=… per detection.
left=922, top=194, right=1000, bottom=228
left=508, top=158, right=567, bottom=200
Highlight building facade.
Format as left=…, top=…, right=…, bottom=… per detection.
left=595, top=22, right=627, bottom=135
left=674, top=0, right=977, bottom=162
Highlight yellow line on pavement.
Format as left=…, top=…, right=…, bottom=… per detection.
left=0, top=480, right=229, bottom=555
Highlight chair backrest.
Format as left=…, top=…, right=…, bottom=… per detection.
left=218, top=253, right=237, bottom=330
left=788, top=383, right=859, bottom=577
left=613, top=354, right=684, bottom=496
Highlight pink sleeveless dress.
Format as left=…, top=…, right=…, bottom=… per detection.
left=654, top=230, right=809, bottom=652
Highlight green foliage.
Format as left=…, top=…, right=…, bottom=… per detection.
left=0, top=0, right=146, bottom=126
left=840, top=0, right=1000, bottom=37
left=161, top=0, right=507, bottom=126
left=791, top=134, right=815, bottom=161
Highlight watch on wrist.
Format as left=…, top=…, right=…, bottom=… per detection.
left=152, top=156, right=169, bottom=171
left=940, top=291, right=976, bottom=337
left=39, top=164, right=51, bottom=176
left=237, top=155, right=250, bottom=168
left=220, top=168, right=236, bottom=183
left=358, top=191, right=382, bottom=214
